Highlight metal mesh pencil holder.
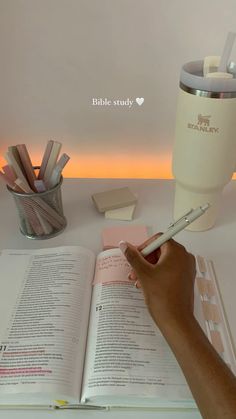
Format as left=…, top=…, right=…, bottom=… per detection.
left=7, top=175, right=67, bottom=239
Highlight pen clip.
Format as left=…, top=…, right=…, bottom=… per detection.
left=168, top=208, right=193, bottom=229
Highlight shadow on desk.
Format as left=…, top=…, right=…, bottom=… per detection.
left=217, top=182, right=236, bottom=228
left=64, top=195, right=101, bottom=229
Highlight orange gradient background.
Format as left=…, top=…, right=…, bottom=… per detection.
left=0, top=152, right=171, bottom=179
left=1, top=151, right=236, bottom=180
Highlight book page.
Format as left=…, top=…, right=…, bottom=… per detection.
left=81, top=248, right=195, bottom=406
left=0, top=246, right=95, bottom=405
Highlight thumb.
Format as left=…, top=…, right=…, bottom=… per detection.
left=119, top=241, right=152, bottom=278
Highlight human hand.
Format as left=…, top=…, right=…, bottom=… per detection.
left=127, top=233, right=162, bottom=288
left=119, top=237, right=196, bottom=330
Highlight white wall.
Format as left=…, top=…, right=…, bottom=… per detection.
left=0, top=0, right=236, bottom=177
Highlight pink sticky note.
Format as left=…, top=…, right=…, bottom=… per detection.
left=93, top=252, right=131, bottom=285
left=102, top=225, right=148, bottom=250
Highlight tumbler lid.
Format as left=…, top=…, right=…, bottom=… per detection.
left=181, top=60, right=236, bottom=95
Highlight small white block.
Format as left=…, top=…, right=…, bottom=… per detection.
left=105, top=204, right=136, bottom=221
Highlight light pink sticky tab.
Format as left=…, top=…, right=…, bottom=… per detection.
left=196, top=255, right=207, bottom=274
left=201, top=301, right=221, bottom=323
left=16, top=144, right=36, bottom=191
left=210, top=330, right=224, bottom=354
left=196, top=277, right=215, bottom=297
left=0, top=171, right=17, bottom=190
left=2, top=165, right=17, bottom=181
left=102, top=225, right=148, bottom=250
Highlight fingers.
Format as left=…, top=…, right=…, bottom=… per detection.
left=137, top=233, right=163, bottom=251
left=128, top=270, right=137, bottom=281
left=137, top=232, right=184, bottom=265
left=119, top=241, right=153, bottom=279
left=119, top=237, right=192, bottom=284
left=127, top=270, right=142, bottom=289
left=156, top=237, right=186, bottom=262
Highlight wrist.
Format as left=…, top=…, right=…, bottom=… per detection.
left=153, top=310, right=197, bottom=339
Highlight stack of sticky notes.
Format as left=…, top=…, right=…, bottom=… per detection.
left=92, top=187, right=137, bottom=221
left=102, top=225, right=148, bottom=250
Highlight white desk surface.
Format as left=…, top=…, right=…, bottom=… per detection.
left=0, top=178, right=236, bottom=419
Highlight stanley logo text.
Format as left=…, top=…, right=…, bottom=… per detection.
left=187, top=114, right=219, bottom=133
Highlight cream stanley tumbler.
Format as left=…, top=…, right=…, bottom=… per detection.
left=172, top=60, right=236, bottom=231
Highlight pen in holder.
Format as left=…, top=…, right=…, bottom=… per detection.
left=7, top=167, right=67, bottom=239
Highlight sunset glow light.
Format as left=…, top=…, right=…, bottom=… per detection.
left=0, top=153, right=236, bottom=180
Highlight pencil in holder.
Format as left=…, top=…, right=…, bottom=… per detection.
left=7, top=176, right=67, bottom=239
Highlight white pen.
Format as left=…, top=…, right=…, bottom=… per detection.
left=140, top=203, right=210, bottom=257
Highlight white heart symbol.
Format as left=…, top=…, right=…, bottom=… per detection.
left=136, top=97, right=144, bottom=106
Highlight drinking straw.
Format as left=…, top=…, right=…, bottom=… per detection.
left=218, top=32, right=236, bottom=72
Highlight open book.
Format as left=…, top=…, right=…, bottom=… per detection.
left=0, top=245, right=235, bottom=410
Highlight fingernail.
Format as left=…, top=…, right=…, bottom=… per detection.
left=119, top=240, right=128, bottom=254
